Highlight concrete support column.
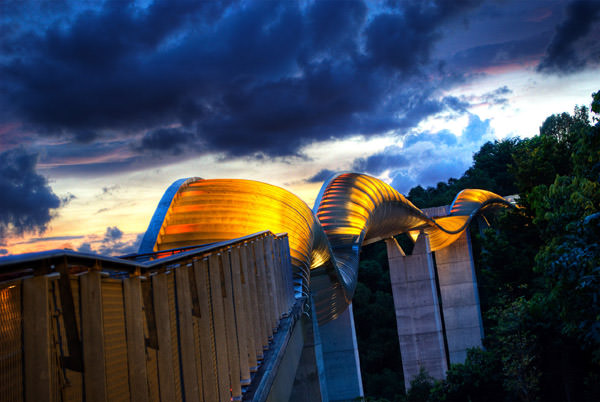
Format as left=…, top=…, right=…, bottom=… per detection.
left=319, top=303, right=364, bottom=402
left=291, top=300, right=327, bottom=402
left=433, top=230, right=484, bottom=364
left=386, top=234, right=448, bottom=390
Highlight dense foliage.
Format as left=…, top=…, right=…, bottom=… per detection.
left=353, top=90, right=600, bottom=401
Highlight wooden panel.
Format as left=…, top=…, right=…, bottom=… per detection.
left=265, top=236, right=282, bottom=323
left=175, top=266, right=200, bottom=402
left=102, top=279, right=130, bottom=402
left=193, top=258, right=218, bottom=400
left=241, top=244, right=262, bottom=365
left=80, top=272, right=107, bottom=402
left=166, top=274, right=183, bottom=401
left=152, top=273, right=177, bottom=402
left=276, top=238, right=289, bottom=313
left=23, top=276, right=52, bottom=402
left=208, top=253, right=232, bottom=402
left=282, top=237, right=295, bottom=307
left=253, top=240, right=271, bottom=346
left=123, top=277, right=149, bottom=402
left=230, top=246, right=252, bottom=383
left=141, top=279, right=160, bottom=402
left=221, top=251, right=242, bottom=399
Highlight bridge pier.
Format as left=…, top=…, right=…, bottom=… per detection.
left=319, top=303, right=364, bottom=402
left=434, top=230, right=484, bottom=364
left=385, top=224, right=485, bottom=390
left=385, top=234, right=448, bottom=390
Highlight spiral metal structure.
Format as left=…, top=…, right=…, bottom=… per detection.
left=139, top=173, right=510, bottom=323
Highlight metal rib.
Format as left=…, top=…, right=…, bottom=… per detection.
left=140, top=173, right=509, bottom=323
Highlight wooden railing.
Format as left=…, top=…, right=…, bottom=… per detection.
left=0, top=231, right=297, bottom=402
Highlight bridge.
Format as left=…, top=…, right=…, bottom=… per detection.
left=0, top=173, right=510, bottom=401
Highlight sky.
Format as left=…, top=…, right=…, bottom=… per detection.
left=1, top=0, right=599, bottom=256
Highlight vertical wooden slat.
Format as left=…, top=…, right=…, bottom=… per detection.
left=241, top=244, right=262, bottom=365
left=123, top=276, right=149, bottom=402
left=141, top=279, right=160, bottom=402
left=23, top=276, right=52, bottom=402
left=56, top=262, right=82, bottom=372
left=282, top=236, right=295, bottom=306
left=221, top=251, right=242, bottom=400
left=265, top=236, right=279, bottom=329
left=263, top=237, right=278, bottom=331
left=193, top=258, right=218, bottom=400
left=80, top=271, right=107, bottom=402
left=208, top=253, right=232, bottom=402
left=152, top=273, right=177, bottom=402
left=253, top=240, right=272, bottom=344
left=250, top=241, right=268, bottom=349
left=166, top=274, right=183, bottom=401
left=230, top=246, right=252, bottom=383
left=192, top=312, right=204, bottom=400
left=274, top=237, right=286, bottom=317
left=278, top=237, right=290, bottom=312
left=175, top=266, right=201, bottom=402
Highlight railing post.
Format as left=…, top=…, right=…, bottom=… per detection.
left=80, top=271, right=107, bottom=402
left=175, top=266, right=201, bottom=402
left=23, top=276, right=52, bottom=402
left=123, top=276, right=149, bottom=402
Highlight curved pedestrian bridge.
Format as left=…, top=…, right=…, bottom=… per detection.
left=0, top=173, right=510, bottom=401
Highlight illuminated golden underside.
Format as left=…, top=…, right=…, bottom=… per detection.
left=148, top=173, right=509, bottom=323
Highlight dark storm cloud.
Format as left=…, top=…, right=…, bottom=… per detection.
left=352, top=146, right=410, bottom=175
left=366, top=0, right=484, bottom=73
left=137, top=127, right=199, bottom=155
left=2, top=0, right=588, bottom=167
left=306, top=169, right=336, bottom=184
left=0, top=148, right=61, bottom=239
left=537, top=0, right=600, bottom=74
left=0, top=0, right=488, bottom=163
left=448, top=31, right=549, bottom=72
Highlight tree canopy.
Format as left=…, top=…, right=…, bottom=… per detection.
left=353, top=90, right=600, bottom=401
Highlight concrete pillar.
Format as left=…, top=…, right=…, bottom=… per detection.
left=433, top=230, right=484, bottom=364
left=319, top=304, right=364, bottom=402
left=386, top=234, right=448, bottom=390
left=291, top=300, right=328, bottom=402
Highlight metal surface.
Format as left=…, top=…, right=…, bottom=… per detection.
left=142, top=173, right=509, bottom=324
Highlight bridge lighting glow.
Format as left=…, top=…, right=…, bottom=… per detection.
left=141, top=173, right=510, bottom=323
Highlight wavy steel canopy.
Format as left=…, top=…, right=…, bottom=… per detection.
left=139, top=173, right=510, bottom=323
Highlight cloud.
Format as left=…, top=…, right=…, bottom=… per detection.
left=352, top=146, right=410, bottom=175
left=416, top=158, right=469, bottom=185
left=0, top=0, right=486, bottom=163
left=103, top=226, right=123, bottom=243
left=448, top=31, right=549, bottom=72
left=480, top=86, right=513, bottom=106
left=77, top=228, right=143, bottom=256
left=462, top=114, right=493, bottom=143
left=537, top=0, right=600, bottom=74
left=136, top=127, right=200, bottom=155
left=390, top=171, right=417, bottom=194
left=0, top=148, right=61, bottom=239
left=15, top=235, right=84, bottom=244
left=306, top=169, right=336, bottom=183
left=403, top=129, right=458, bottom=148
